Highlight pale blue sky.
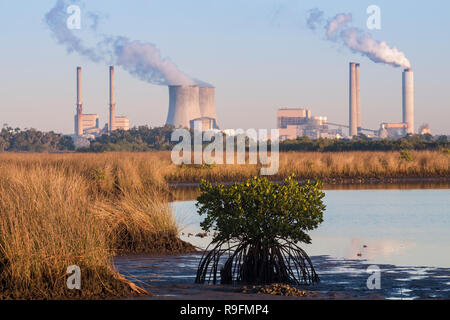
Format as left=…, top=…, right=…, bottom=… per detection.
left=0, top=0, right=449, bottom=134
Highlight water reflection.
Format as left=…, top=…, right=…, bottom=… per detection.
left=171, top=188, right=450, bottom=268
left=169, top=181, right=450, bottom=202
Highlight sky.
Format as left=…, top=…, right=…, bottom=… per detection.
left=0, top=0, right=449, bottom=135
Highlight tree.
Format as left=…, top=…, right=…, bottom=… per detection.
left=195, top=175, right=325, bottom=285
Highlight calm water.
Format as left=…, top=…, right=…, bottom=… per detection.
left=173, top=188, right=450, bottom=268
left=115, top=187, right=450, bottom=299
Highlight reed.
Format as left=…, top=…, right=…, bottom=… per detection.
left=0, top=153, right=190, bottom=299
left=164, top=150, right=449, bottom=183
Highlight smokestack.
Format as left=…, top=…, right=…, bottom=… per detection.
left=199, top=87, right=219, bottom=129
left=166, top=85, right=201, bottom=129
left=349, top=62, right=358, bottom=137
left=355, top=63, right=361, bottom=132
left=402, top=68, right=414, bottom=134
left=75, top=66, right=83, bottom=136
left=109, top=66, right=115, bottom=134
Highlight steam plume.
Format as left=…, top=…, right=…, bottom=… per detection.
left=45, top=0, right=204, bottom=86
left=307, top=9, right=411, bottom=68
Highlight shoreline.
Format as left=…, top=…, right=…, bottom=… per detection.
left=168, top=176, right=450, bottom=188
left=115, top=253, right=450, bottom=300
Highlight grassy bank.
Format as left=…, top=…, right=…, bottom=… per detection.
left=163, top=150, right=449, bottom=183
left=0, top=154, right=193, bottom=299
left=0, top=150, right=448, bottom=298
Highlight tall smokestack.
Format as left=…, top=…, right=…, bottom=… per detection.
left=349, top=62, right=357, bottom=137
left=355, top=63, right=361, bottom=132
left=109, top=66, right=116, bottom=134
left=402, top=68, right=414, bottom=134
left=166, top=85, right=201, bottom=129
left=75, top=66, right=83, bottom=136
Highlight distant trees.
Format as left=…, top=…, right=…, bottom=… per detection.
left=1, top=125, right=448, bottom=153
left=0, top=128, right=74, bottom=152
left=77, top=125, right=177, bottom=152
left=278, top=135, right=449, bottom=152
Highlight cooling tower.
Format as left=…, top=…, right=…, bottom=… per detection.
left=349, top=62, right=358, bottom=137
left=355, top=63, right=361, bottom=132
left=109, top=66, right=115, bottom=134
left=166, top=85, right=201, bottom=128
left=199, top=86, right=219, bottom=128
left=402, top=68, right=414, bottom=134
left=199, top=87, right=217, bottom=119
left=75, top=66, right=83, bottom=136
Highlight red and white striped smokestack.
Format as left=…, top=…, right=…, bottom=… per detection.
left=75, top=66, right=83, bottom=136
left=109, top=66, right=116, bottom=134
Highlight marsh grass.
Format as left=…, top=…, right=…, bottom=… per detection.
left=0, top=153, right=191, bottom=299
left=164, top=150, right=449, bottom=183
left=0, top=150, right=447, bottom=298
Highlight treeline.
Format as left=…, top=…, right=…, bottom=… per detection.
left=77, top=125, right=176, bottom=152
left=80, top=126, right=449, bottom=153
left=1, top=126, right=448, bottom=153
left=0, top=128, right=74, bottom=152
left=279, top=134, right=449, bottom=152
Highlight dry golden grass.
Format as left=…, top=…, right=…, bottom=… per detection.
left=163, top=150, right=449, bottom=183
left=0, top=153, right=190, bottom=299
left=0, top=150, right=447, bottom=298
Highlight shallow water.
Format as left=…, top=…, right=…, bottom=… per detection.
left=114, top=254, right=450, bottom=299
left=174, top=188, right=450, bottom=268
left=115, top=186, right=450, bottom=299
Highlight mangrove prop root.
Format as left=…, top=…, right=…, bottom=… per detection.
left=195, top=238, right=319, bottom=285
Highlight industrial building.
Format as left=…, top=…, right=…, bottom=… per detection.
left=348, top=63, right=416, bottom=139
left=74, top=66, right=129, bottom=137
left=166, top=85, right=219, bottom=131
left=378, top=123, right=408, bottom=139
left=376, top=68, right=415, bottom=138
left=277, top=108, right=342, bottom=141
left=74, top=67, right=101, bottom=136
left=278, top=63, right=416, bottom=141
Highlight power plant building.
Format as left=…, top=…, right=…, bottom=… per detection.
left=80, top=114, right=100, bottom=134
left=378, top=122, right=408, bottom=139
left=377, top=68, right=415, bottom=138
left=74, top=66, right=129, bottom=137
left=277, top=108, right=341, bottom=140
left=74, top=67, right=100, bottom=136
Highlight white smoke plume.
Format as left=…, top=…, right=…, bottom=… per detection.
left=326, top=13, right=352, bottom=40
left=306, top=9, right=411, bottom=68
left=45, top=0, right=204, bottom=86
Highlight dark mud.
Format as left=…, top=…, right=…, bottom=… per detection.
left=114, top=253, right=450, bottom=300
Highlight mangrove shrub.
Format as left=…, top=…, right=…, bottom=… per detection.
left=195, top=175, right=325, bottom=285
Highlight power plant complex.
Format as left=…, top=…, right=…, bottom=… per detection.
left=74, top=66, right=129, bottom=138
left=277, top=62, right=416, bottom=140
left=74, top=67, right=219, bottom=141
left=72, top=61, right=416, bottom=143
